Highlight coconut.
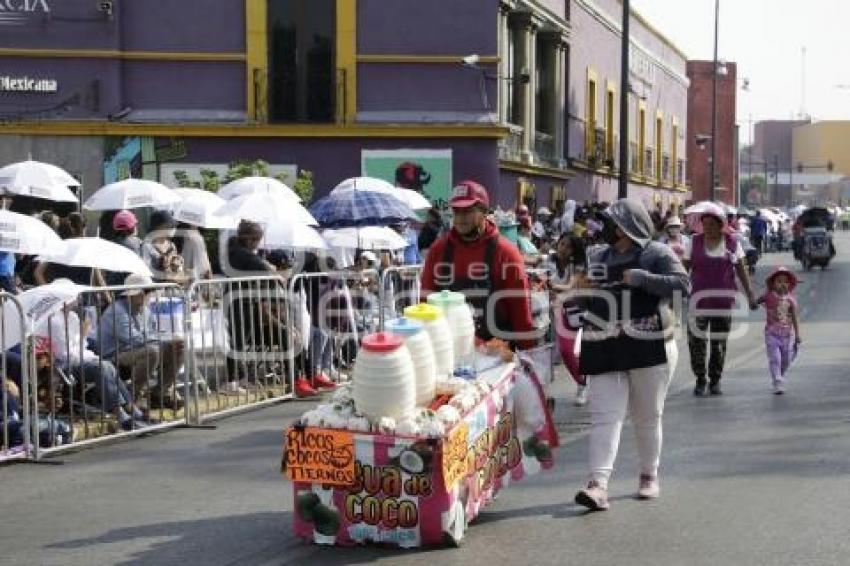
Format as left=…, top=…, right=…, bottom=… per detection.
left=376, top=417, right=397, bottom=435
left=347, top=414, right=371, bottom=432
left=311, top=504, right=342, bottom=536
left=301, top=410, right=323, bottom=427
left=321, top=411, right=348, bottom=429
left=295, top=491, right=321, bottom=522
left=435, top=405, right=461, bottom=427
left=418, top=418, right=445, bottom=438
left=449, top=391, right=478, bottom=413
left=396, top=418, right=421, bottom=437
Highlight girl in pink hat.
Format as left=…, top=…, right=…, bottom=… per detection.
left=756, top=267, right=802, bottom=394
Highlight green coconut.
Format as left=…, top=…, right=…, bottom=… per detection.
left=296, top=492, right=321, bottom=522
left=533, top=442, right=553, bottom=462
left=312, top=504, right=342, bottom=536
left=522, top=436, right=541, bottom=457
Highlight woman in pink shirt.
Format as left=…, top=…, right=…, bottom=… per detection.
left=757, top=267, right=802, bottom=394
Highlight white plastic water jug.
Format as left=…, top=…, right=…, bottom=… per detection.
left=427, top=290, right=475, bottom=369
left=404, top=304, right=454, bottom=379
left=385, top=317, right=437, bottom=406
left=352, top=332, right=416, bottom=421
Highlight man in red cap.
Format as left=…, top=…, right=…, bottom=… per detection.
left=420, top=180, right=536, bottom=349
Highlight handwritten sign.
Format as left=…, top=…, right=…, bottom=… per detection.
left=284, top=427, right=355, bottom=487
left=442, top=422, right=469, bottom=490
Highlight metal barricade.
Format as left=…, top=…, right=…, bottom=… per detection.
left=378, top=264, right=423, bottom=330
left=0, top=293, right=32, bottom=463
left=33, top=282, right=188, bottom=458
left=286, top=269, right=380, bottom=392
left=185, top=274, right=293, bottom=424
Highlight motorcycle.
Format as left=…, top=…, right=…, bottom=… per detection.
left=800, top=227, right=833, bottom=271
left=794, top=207, right=836, bottom=271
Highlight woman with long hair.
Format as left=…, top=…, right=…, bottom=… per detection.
left=549, top=233, right=589, bottom=406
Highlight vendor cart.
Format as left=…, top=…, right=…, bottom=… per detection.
left=282, top=358, right=558, bottom=548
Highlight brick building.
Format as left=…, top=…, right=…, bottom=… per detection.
left=687, top=60, right=737, bottom=204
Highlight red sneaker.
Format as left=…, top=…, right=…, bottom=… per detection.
left=312, top=373, right=337, bottom=390
left=294, top=378, right=318, bottom=398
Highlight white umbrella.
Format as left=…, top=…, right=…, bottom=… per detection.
left=217, top=176, right=300, bottom=202
left=0, top=159, right=80, bottom=203
left=170, top=188, right=236, bottom=229
left=0, top=209, right=64, bottom=254
left=331, top=176, right=432, bottom=210
left=215, top=191, right=316, bottom=226
left=1, top=279, right=87, bottom=349
left=37, top=237, right=152, bottom=277
left=84, top=178, right=180, bottom=211
left=322, top=226, right=408, bottom=251
left=789, top=205, right=807, bottom=218
left=262, top=223, right=327, bottom=250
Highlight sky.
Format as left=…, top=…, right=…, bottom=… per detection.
left=631, top=0, right=850, bottom=143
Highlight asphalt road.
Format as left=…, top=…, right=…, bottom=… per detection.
left=2, top=234, right=849, bottom=566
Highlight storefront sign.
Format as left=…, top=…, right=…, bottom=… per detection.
left=0, top=0, right=51, bottom=26
left=0, top=76, right=58, bottom=93
left=284, top=427, right=355, bottom=486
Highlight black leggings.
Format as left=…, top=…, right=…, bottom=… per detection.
left=687, top=315, right=732, bottom=383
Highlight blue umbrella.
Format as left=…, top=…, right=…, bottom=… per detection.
left=309, top=190, right=417, bottom=228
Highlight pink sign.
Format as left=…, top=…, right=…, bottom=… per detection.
left=288, top=365, right=558, bottom=547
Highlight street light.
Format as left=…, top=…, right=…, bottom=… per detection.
left=618, top=0, right=631, bottom=199
left=460, top=54, right=529, bottom=114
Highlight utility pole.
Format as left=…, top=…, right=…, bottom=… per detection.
left=773, top=154, right=779, bottom=206
left=618, top=0, right=630, bottom=199
left=709, top=0, right=720, bottom=202
left=748, top=115, right=753, bottom=204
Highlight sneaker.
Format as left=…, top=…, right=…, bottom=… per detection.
left=636, top=474, right=660, bottom=500
left=709, top=382, right=722, bottom=396
left=312, top=373, right=337, bottom=390
left=694, top=380, right=707, bottom=396
left=773, top=382, right=785, bottom=395
left=574, top=480, right=609, bottom=511
left=575, top=385, right=588, bottom=407
left=295, top=378, right=318, bottom=398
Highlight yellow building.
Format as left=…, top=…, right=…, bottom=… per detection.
left=792, top=121, right=850, bottom=203
left=793, top=121, right=850, bottom=176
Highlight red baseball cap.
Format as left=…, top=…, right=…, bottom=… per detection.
left=450, top=180, right=490, bottom=209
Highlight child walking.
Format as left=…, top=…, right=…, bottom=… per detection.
left=757, top=267, right=801, bottom=395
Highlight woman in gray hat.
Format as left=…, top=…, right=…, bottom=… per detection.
left=571, top=198, right=689, bottom=511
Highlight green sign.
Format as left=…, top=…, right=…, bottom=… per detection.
left=361, top=149, right=453, bottom=211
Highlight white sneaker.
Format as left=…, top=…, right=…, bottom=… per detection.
left=575, top=385, right=588, bottom=406
left=773, top=381, right=785, bottom=395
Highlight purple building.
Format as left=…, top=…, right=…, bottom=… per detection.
left=0, top=0, right=572, bottom=211
left=1, top=0, right=685, bottom=214
left=568, top=0, right=690, bottom=212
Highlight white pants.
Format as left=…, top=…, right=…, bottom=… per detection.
left=587, top=341, right=677, bottom=487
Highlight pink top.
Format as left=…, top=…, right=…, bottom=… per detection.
left=760, top=290, right=797, bottom=336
